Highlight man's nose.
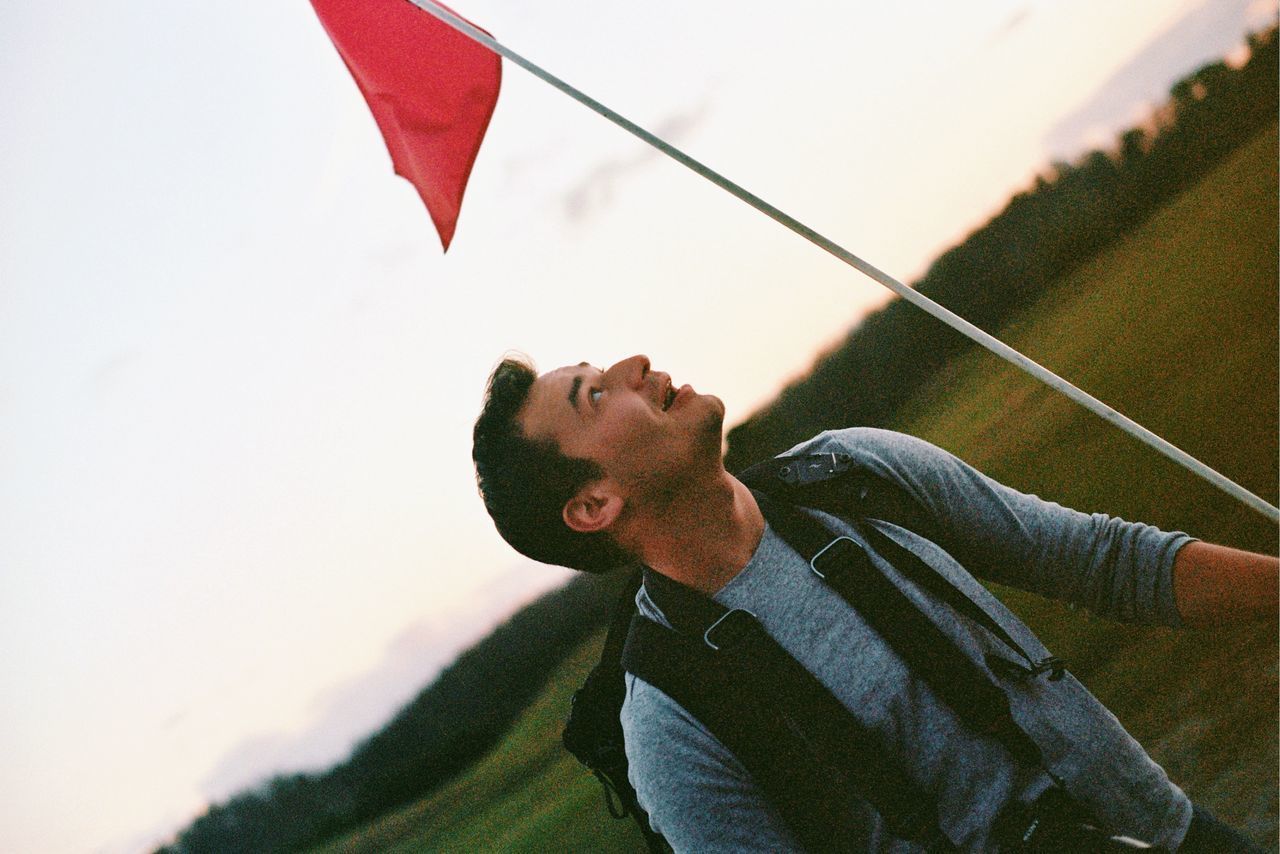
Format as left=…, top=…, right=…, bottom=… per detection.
left=605, top=354, right=650, bottom=388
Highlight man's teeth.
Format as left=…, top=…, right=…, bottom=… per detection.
left=663, top=385, right=676, bottom=411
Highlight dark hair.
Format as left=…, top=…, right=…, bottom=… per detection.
left=472, top=355, right=633, bottom=573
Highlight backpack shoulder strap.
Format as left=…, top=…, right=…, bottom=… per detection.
left=738, top=451, right=943, bottom=545
left=623, top=604, right=952, bottom=852
left=752, top=490, right=1045, bottom=769
left=561, top=568, right=668, bottom=853
left=743, top=451, right=1066, bottom=680
left=741, top=451, right=1053, bottom=766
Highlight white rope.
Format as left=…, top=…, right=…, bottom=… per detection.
left=409, top=0, right=1279, bottom=524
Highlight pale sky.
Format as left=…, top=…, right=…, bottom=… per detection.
left=1, top=0, right=1273, bottom=851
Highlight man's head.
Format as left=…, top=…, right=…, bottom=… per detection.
left=472, top=353, right=725, bottom=572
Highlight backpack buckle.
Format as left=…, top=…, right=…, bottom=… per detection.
left=986, top=653, right=1067, bottom=682
left=777, top=452, right=854, bottom=485
left=1031, top=656, right=1067, bottom=681
left=809, top=536, right=863, bottom=579
left=703, top=608, right=761, bottom=651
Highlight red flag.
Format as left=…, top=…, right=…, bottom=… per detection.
left=310, top=0, right=501, bottom=251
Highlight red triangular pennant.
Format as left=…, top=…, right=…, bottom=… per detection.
left=311, top=0, right=501, bottom=250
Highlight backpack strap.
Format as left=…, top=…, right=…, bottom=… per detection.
left=561, top=568, right=669, bottom=853
left=569, top=450, right=1071, bottom=850
left=860, top=524, right=1065, bottom=682
left=738, top=452, right=943, bottom=544
left=629, top=573, right=954, bottom=852
left=753, top=491, right=1045, bottom=769
left=742, top=453, right=1070, bottom=681
left=745, top=453, right=1066, bottom=681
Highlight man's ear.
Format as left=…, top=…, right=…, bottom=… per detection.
left=562, top=481, right=623, bottom=534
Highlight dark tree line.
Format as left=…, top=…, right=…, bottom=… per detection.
left=157, top=570, right=632, bottom=853
left=157, top=27, right=1276, bottom=854
left=725, top=27, right=1278, bottom=470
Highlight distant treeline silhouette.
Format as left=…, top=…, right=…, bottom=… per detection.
left=725, top=27, right=1278, bottom=470
left=158, top=571, right=632, bottom=853
left=157, top=27, right=1277, bottom=854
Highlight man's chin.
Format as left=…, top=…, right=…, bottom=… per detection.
left=697, top=399, right=727, bottom=453
left=702, top=392, right=726, bottom=422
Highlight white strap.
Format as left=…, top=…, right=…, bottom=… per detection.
left=408, top=0, right=1278, bottom=523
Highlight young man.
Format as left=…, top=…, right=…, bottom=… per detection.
left=471, top=352, right=1276, bottom=852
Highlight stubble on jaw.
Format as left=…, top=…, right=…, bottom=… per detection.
left=626, top=465, right=690, bottom=517
left=629, top=415, right=728, bottom=518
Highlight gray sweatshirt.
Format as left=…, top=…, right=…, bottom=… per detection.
left=620, top=428, right=1194, bottom=852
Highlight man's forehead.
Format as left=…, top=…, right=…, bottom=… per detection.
left=519, top=361, right=596, bottom=441
left=539, top=361, right=591, bottom=378
left=539, top=361, right=596, bottom=389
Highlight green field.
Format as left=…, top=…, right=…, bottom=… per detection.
left=313, top=123, right=1278, bottom=852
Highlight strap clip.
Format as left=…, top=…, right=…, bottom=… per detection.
left=809, top=536, right=863, bottom=579
left=703, top=608, right=761, bottom=652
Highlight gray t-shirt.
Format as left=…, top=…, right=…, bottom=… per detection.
left=620, top=428, right=1194, bottom=852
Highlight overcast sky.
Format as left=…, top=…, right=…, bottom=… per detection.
left=1, top=0, right=1274, bottom=851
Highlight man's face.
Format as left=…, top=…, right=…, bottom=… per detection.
left=518, top=354, right=725, bottom=503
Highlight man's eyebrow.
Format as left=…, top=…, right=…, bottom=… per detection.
left=567, top=363, right=595, bottom=412
left=568, top=375, right=583, bottom=411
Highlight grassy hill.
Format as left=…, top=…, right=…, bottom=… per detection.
left=310, top=122, right=1278, bottom=853
left=308, top=629, right=645, bottom=852
left=884, top=121, right=1278, bottom=849
left=724, top=29, right=1277, bottom=473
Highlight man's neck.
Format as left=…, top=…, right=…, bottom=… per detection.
left=632, top=471, right=765, bottom=596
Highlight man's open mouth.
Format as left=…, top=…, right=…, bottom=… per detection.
left=662, top=380, right=676, bottom=411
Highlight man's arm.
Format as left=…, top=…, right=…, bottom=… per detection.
left=1171, top=541, right=1278, bottom=627
left=811, top=428, right=1276, bottom=627
left=621, top=676, right=806, bottom=853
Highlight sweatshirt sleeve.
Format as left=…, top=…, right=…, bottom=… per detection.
left=620, top=674, right=806, bottom=854
left=807, top=428, right=1193, bottom=627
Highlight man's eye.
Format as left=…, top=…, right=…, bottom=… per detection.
left=589, top=388, right=603, bottom=405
